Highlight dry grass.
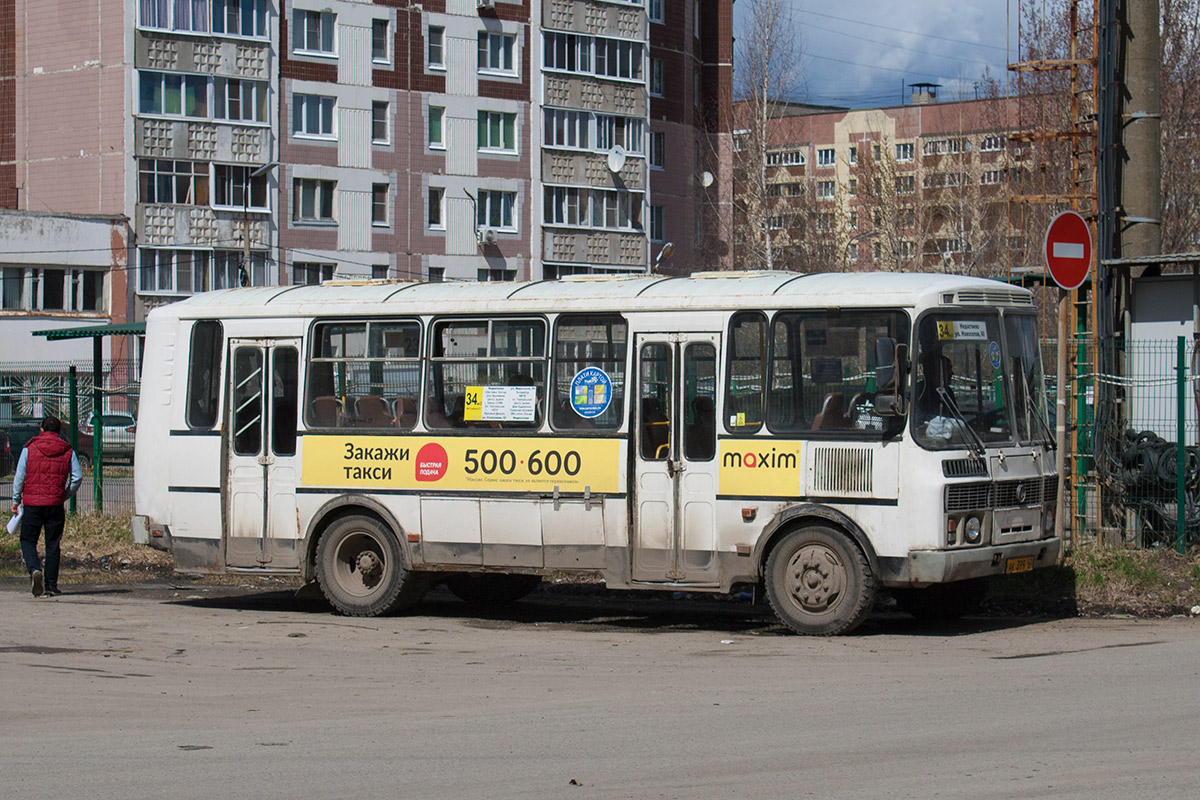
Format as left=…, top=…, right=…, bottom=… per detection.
left=2, top=510, right=174, bottom=582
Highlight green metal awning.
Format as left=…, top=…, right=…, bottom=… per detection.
left=32, top=322, right=145, bottom=341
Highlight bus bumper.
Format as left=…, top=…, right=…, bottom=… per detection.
left=893, top=538, right=1062, bottom=586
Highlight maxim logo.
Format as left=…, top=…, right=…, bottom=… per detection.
left=722, top=449, right=798, bottom=470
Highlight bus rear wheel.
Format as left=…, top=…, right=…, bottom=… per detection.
left=316, top=515, right=431, bottom=617
left=445, top=574, right=542, bottom=607
left=765, top=526, right=875, bottom=635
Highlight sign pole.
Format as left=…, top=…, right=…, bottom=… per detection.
left=1055, top=288, right=1070, bottom=551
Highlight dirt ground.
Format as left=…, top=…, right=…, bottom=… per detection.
left=4, top=511, right=1199, bottom=618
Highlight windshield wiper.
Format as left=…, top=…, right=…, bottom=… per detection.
left=1019, top=368, right=1057, bottom=449
left=936, top=387, right=987, bottom=457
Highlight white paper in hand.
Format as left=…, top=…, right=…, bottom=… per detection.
left=6, top=507, right=20, bottom=535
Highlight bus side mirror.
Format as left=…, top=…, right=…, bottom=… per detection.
left=874, top=339, right=907, bottom=416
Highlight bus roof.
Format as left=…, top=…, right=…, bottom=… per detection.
left=149, top=271, right=1035, bottom=321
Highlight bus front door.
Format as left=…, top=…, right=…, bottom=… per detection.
left=225, top=338, right=302, bottom=569
left=632, top=333, right=720, bottom=585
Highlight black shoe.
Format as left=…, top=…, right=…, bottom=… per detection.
left=31, top=570, right=44, bottom=597
left=43, top=588, right=61, bottom=597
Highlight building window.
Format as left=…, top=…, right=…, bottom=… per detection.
left=848, top=178, right=857, bottom=197
left=293, top=262, right=334, bottom=285
left=899, top=240, right=914, bottom=259
left=766, top=149, right=805, bottom=166
left=980, top=134, right=1006, bottom=152
left=293, top=9, right=335, bottom=55
left=478, top=268, right=516, bottom=282
left=544, top=108, right=589, bottom=149
left=848, top=242, right=859, bottom=262
left=428, top=26, right=444, bottom=68
left=139, top=0, right=210, bottom=33
left=872, top=143, right=881, bottom=161
left=587, top=188, right=642, bottom=230
left=596, top=37, right=643, bottom=81
left=544, top=32, right=592, bottom=72
left=849, top=146, right=857, bottom=165
left=140, top=249, right=246, bottom=294
left=478, top=32, right=516, bottom=74
left=213, top=0, right=268, bottom=38
left=372, top=101, right=389, bottom=144
left=596, top=115, right=644, bottom=154
left=138, top=71, right=209, bottom=119
left=544, top=186, right=585, bottom=226
left=477, top=189, right=517, bottom=230
left=214, top=78, right=267, bottom=123
left=372, top=18, right=390, bottom=63
left=693, top=68, right=701, bottom=106
left=650, top=58, right=664, bottom=96
left=649, top=205, right=664, bottom=241
left=428, top=106, right=444, bottom=149
left=817, top=180, right=836, bottom=199
left=372, top=184, right=389, bottom=226
left=649, top=131, right=665, bottom=169
left=649, top=0, right=663, bottom=23
left=213, top=164, right=268, bottom=210
left=428, top=187, right=445, bottom=229
left=981, top=169, right=1006, bottom=185
left=849, top=210, right=858, bottom=229
left=293, top=94, right=335, bottom=138
left=478, top=111, right=517, bottom=152
left=139, top=159, right=210, bottom=205
left=1, top=267, right=106, bottom=311
left=817, top=148, right=835, bottom=167
left=372, top=264, right=388, bottom=280
left=293, top=178, right=336, bottom=222
left=428, top=267, right=445, bottom=282
left=895, top=142, right=914, bottom=161
left=895, top=175, right=915, bottom=195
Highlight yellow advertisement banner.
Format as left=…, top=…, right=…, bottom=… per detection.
left=718, top=440, right=803, bottom=497
left=302, top=435, right=622, bottom=494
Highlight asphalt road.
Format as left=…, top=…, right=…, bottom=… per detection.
left=2, top=581, right=1199, bottom=799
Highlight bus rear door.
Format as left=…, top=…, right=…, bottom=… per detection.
left=226, top=338, right=302, bottom=568
left=632, top=333, right=720, bottom=585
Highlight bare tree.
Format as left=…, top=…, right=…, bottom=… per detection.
left=1160, top=0, right=1200, bottom=253
left=731, top=0, right=804, bottom=270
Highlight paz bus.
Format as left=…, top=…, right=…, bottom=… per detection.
left=132, top=271, right=1059, bottom=635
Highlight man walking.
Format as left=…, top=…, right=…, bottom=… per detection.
left=11, top=415, right=82, bottom=597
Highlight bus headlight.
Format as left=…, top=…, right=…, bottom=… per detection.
left=1044, top=506, right=1056, bottom=536
left=964, top=515, right=983, bottom=544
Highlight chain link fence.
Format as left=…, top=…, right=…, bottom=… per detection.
left=0, top=359, right=139, bottom=515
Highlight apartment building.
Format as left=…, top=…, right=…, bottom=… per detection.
left=738, top=91, right=1023, bottom=276
left=0, top=0, right=731, bottom=348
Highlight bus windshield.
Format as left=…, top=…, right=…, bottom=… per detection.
left=912, top=313, right=1011, bottom=450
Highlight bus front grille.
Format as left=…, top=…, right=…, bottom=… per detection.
left=946, top=475, right=1058, bottom=512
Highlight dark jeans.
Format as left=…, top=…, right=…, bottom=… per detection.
left=20, top=504, right=65, bottom=590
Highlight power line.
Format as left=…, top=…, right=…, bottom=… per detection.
left=795, top=7, right=1012, bottom=54
left=800, top=20, right=998, bottom=72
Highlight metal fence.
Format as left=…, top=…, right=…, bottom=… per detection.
left=0, top=359, right=139, bottom=515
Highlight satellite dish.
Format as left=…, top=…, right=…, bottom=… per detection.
left=701, top=171, right=714, bottom=188
left=607, top=146, right=627, bottom=173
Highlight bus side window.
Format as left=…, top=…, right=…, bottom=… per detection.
left=186, top=320, right=223, bottom=428
left=552, top=314, right=628, bottom=431
left=725, top=312, right=765, bottom=433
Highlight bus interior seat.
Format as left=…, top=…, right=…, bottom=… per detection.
left=641, top=398, right=669, bottom=458
left=448, top=395, right=466, bottom=427
left=355, top=395, right=394, bottom=427
left=393, top=397, right=418, bottom=429
left=848, top=392, right=871, bottom=421
left=310, top=396, right=345, bottom=427
left=686, top=395, right=715, bottom=459
left=425, top=396, right=452, bottom=429
left=812, top=392, right=849, bottom=430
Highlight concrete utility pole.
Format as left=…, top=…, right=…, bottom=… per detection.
left=1118, top=0, right=1162, bottom=264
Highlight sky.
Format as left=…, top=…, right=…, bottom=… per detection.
left=738, top=1, right=1023, bottom=109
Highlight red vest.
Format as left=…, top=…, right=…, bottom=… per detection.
left=22, top=431, right=73, bottom=506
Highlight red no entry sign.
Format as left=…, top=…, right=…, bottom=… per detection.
left=1043, top=211, right=1092, bottom=290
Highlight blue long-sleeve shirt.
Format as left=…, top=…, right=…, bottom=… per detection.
left=12, top=447, right=83, bottom=507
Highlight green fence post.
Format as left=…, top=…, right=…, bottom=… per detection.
left=68, top=366, right=78, bottom=516
left=93, top=337, right=103, bottom=514
left=1177, top=336, right=1187, bottom=554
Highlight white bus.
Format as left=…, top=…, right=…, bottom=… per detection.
left=132, top=271, right=1059, bottom=635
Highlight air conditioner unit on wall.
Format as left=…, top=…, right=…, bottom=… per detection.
left=482, top=228, right=497, bottom=244
left=477, top=0, right=495, bottom=10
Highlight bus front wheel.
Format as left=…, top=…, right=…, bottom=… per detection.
left=765, top=526, right=875, bottom=635
left=316, top=515, right=431, bottom=617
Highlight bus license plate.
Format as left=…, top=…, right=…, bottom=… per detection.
left=1005, top=556, right=1034, bottom=574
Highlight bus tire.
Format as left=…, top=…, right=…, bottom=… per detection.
left=892, top=577, right=987, bottom=621
left=316, top=515, right=430, bottom=617
left=446, top=574, right=542, bottom=607
left=764, top=525, right=875, bottom=635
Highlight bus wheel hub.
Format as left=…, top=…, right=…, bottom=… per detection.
left=356, top=551, right=382, bottom=582
left=789, top=545, right=845, bottom=611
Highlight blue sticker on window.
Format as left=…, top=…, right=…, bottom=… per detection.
left=989, top=340, right=1002, bottom=370
left=570, top=367, right=613, bottom=418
